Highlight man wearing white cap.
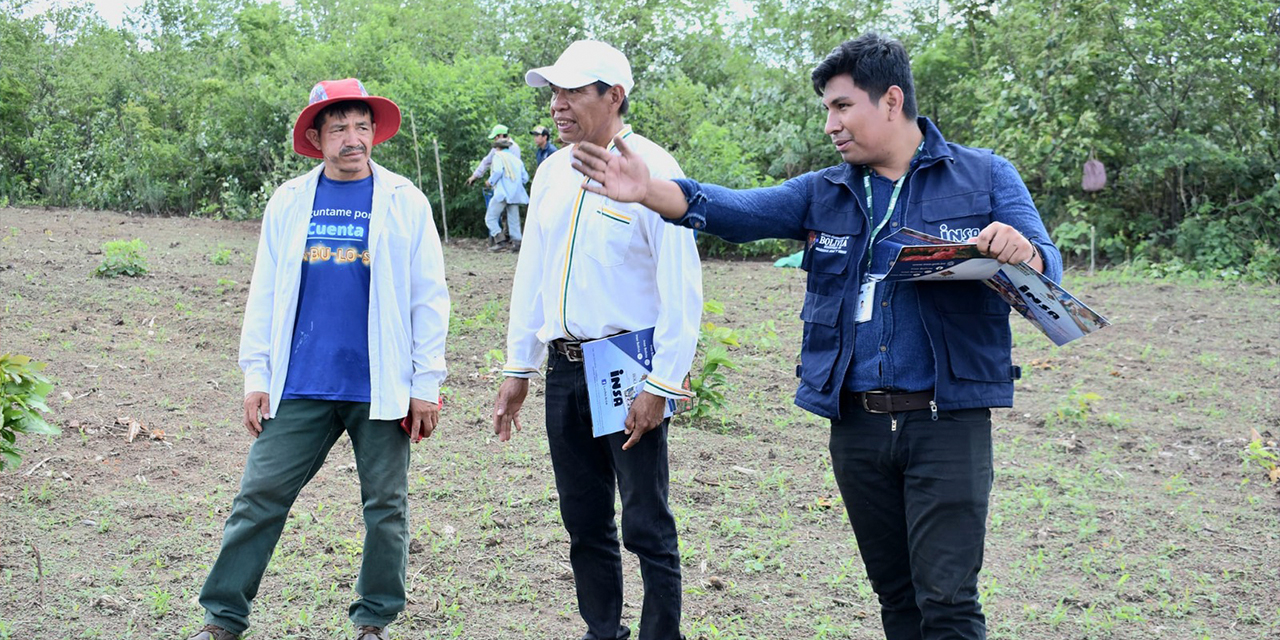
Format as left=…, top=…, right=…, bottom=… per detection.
left=186, top=78, right=450, bottom=640
left=491, top=41, right=701, bottom=640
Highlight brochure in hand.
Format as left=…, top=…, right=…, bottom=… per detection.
left=869, top=228, right=1110, bottom=346
left=582, top=328, right=693, bottom=438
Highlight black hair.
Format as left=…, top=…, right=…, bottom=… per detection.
left=592, top=80, right=630, bottom=116
left=811, top=32, right=917, bottom=118
left=313, top=100, right=374, bottom=131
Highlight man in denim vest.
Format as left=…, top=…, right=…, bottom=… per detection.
left=572, top=32, right=1061, bottom=640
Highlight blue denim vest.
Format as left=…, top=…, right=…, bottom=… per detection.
left=795, top=129, right=1020, bottom=419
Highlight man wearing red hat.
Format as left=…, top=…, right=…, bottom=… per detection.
left=186, top=78, right=450, bottom=640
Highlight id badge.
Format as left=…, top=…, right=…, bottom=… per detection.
left=855, top=280, right=876, bottom=323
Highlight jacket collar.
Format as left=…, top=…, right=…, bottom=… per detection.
left=286, top=160, right=409, bottom=193
left=914, top=116, right=953, bottom=169
left=822, top=116, right=953, bottom=190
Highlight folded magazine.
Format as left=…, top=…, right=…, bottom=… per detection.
left=869, top=228, right=1109, bottom=346
left=581, top=328, right=693, bottom=438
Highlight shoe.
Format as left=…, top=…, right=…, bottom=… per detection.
left=355, top=625, right=388, bottom=640
left=511, top=239, right=521, bottom=252
left=187, top=625, right=239, bottom=640
left=488, top=234, right=509, bottom=252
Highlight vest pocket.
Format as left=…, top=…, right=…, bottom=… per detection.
left=802, top=235, right=853, bottom=275
left=937, top=311, right=1012, bottom=382
left=798, top=291, right=843, bottom=392
left=919, top=192, right=991, bottom=244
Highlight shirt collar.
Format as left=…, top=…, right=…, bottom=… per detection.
left=607, top=125, right=634, bottom=151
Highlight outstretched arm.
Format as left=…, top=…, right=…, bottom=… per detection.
left=572, top=136, right=690, bottom=219
left=574, top=134, right=812, bottom=243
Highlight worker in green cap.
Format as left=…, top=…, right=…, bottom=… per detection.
left=466, top=124, right=523, bottom=186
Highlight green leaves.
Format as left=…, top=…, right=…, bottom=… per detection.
left=1, top=354, right=60, bottom=472
left=95, top=239, right=150, bottom=278
left=688, top=345, right=738, bottom=421
left=2, top=0, right=1277, bottom=279
left=907, top=0, right=1280, bottom=279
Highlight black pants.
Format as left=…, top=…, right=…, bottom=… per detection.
left=829, top=403, right=994, bottom=640
left=544, top=349, right=683, bottom=640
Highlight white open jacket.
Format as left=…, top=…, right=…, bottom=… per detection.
left=239, top=161, right=450, bottom=420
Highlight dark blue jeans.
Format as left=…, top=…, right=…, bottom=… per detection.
left=544, top=349, right=683, bottom=640
left=829, top=403, right=994, bottom=640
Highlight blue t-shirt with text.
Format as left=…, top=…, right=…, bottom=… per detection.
left=281, top=173, right=374, bottom=402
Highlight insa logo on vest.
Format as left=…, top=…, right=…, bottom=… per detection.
left=937, top=224, right=980, bottom=244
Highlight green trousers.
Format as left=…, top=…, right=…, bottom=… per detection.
left=198, top=399, right=411, bottom=634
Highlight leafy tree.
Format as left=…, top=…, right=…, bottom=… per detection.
left=0, top=0, right=1274, bottom=278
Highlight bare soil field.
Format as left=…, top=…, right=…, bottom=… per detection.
left=1, top=207, right=1277, bottom=639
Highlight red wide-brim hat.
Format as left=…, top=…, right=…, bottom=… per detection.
left=292, top=78, right=402, bottom=159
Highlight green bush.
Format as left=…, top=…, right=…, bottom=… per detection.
left=5, top=0, right=1278, bottom=267
left=1245, top=241, right=1280, bottom=284
left=1173, top=215, right=1247, bottom=271
left=1052, top=220, right=1092, bottom=263
left=95, top=239, right=149, bottom=278
left=699, top=236, right=801, bottom=260
left=1, top=354, right=59, bottom=471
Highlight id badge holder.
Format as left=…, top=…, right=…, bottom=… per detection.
left=855, top=279, right=876, bottom=323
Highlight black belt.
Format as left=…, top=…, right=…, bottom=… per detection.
left=549, top=339, right=585, bottom=362
left=844, top=389, right=935, bottom=414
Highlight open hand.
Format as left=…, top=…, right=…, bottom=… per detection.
left=572, top=135, right=651, bottom=203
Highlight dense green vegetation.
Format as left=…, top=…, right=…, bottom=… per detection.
left=2, top=0, right=1277, bottom=276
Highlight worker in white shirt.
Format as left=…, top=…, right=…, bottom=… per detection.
left=490, top=40, right=701, bottom=640
left=188, top=78, right=448, bottom=640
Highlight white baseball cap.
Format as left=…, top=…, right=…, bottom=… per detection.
left=525, top=40, right=634, bottom=95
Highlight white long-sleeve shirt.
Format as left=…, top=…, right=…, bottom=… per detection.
left=239, top=161, right=450, bottom=420
left=502, top=127, right=701, bottom=399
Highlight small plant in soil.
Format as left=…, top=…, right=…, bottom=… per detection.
left=95, top=238, right=149, bottom=277
left=210, top=246, right=232, bottom=265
